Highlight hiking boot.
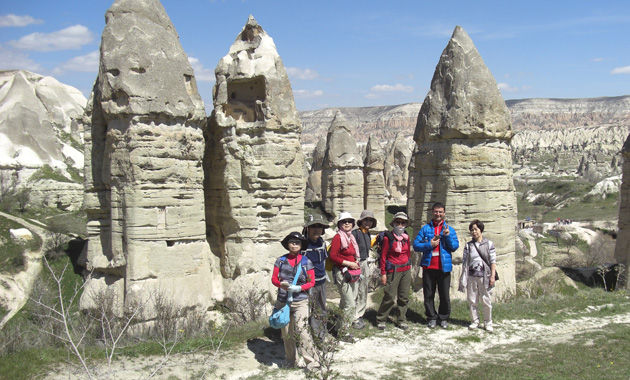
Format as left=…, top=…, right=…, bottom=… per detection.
left=397, top=322, right=409, bottom=331
left=377, top=322, right=386, bottom=330
left=468, top=321, right=479, bottom=330
left=439, top=320, right=448, bottom=329
left=352, top=318, right=366, bottom=330
left=485, top=322, right=494, bottom=333
left=427, top=320, right=437, bottom=329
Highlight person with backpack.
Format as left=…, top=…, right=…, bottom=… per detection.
left=413, top=202, right=459, bottom=329
left=271, top=232, right=318, bottom=369
left=329, top=211, right=361, bottom=342
left=458, top=219, right=497, bottom=332
left=351, top=210, right=377, bottom=330
left=302, top=214, right=330, bottom=340
left=376, top=212, right=412, bottom=330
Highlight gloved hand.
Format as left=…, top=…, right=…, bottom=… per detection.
left=288, top=285, right=302, bottom=293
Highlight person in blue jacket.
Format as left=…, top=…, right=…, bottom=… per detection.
left=302, top=214, right=330, bottom=340
left=413, top=202, right=459, bottom=329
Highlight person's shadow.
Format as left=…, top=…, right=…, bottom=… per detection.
left=246, top=327, right=285, bottom=367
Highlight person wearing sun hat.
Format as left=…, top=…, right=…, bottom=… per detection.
left=351, top=210, right=377, bottom=330
left=301, top=214, right=330, bottom=340
left=376, top=211, right=412, bottom=330
left=328, top=211, right=360, bottom=342
left=271, top=231, right=317, bottom=369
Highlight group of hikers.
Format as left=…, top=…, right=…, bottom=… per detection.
left=271, top=202, right=497, bottom=370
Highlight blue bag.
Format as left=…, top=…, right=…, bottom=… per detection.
left=269, top=259, right=303, bottom=329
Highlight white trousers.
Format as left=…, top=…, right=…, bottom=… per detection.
left=466, top=276, right=493, bottom=324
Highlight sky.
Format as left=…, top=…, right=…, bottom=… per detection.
left=0, top=0, right=629, bottom=111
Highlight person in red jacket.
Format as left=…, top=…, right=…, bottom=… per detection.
left=376, top=212, right=412, bottom=330
left=271, top=232, right=317, bottom=369
left=328, top=211, right=361, bottom=342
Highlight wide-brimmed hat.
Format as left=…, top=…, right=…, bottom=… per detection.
left=357, top=210, right=377, bottom=228
left=281, top=231, right=308, bottom=250
left=304, top=214, right=329, bottom=229
left=390, top=211, right=409, bottom=227
left=336, top=211, right=356, bottom=228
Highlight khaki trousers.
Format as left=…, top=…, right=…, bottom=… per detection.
left=354, top=259, right=370, bottom=320
left=376, top=269, right=411, bottom=323
left=278, top=298, right=316, bottom=367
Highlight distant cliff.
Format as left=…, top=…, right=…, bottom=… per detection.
left=300, top=96, right=630, bottom=180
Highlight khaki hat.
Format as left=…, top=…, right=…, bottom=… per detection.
left=357, top=210, right=377, bottom=228
left=390, top=211, right=409, bottom=227
left=304, top=214, right=329, bottom=229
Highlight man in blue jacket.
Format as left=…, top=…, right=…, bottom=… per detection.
left=413, top=202, right=459, bottom=329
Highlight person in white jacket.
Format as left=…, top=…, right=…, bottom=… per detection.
left=458, top=219, right=497, bottom=332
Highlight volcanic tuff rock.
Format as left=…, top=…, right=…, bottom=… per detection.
left=0, top=70, right=86, bottom=209
left=383, top=134, right=414, bottom=204
left=321, top=111, right=364, bottom=220
left=410, top=25, right=517, bottom=298
left=305, top=136, right=326, bottom=202
left=81, top=0, right=221, bottom=316
left=363, top=136, right=386, bottom=228
left=615, top=133, right=630, bottom=289
left=205, top=16, right=304, bottom=293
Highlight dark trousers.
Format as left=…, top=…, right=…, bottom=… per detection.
left=422, top=268, right=451, bottom=321
left=376, top=269, right=412, bottom=323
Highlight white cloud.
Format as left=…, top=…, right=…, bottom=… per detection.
left=294, top=89, right=324, bottom=98
left=370, top=83, right=414, bottom=93
left=53, top=50, right=99, bottom=74
left=611, top=66, right=630, bottom=75
left=498, top=82, right=519, bottom=92
left=286, top=67, right=319, bottom=80
left=0, top=46, right=43, bottom=72
left=10, top=25, right=93, bottom=51
left=188, top=57, right=215, bottom=82
left=0, top=14, right=43, bottom=27
left=591, top=57, right=604, bottom=62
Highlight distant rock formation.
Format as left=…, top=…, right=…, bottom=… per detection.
left=204, top=16, right=304, bottom=295
left=321, top=111, right=364, bottom=219
left=81, top=0, right=222, bottom=315
left=615, top=133, right=630, bottom=289
left=383, top=134, right=414, bottom=204
left=363, top=136, right=386, bottom=227
left=512, top=125, right=628, bottom=181
left=409, top=25, right=517, bottom=297
left=305, top=136, right=326, bottom=202
left=0, top=70, right=86, bottom=209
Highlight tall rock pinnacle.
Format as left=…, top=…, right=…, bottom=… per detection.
left=81, top=0, right=222, bottom=316
left=321, top=111, right=364, bottom=219
left=410, top=25, right=517, bottom=297
left=615, top=133, right=630, bottom=289
left=205, top=16, right=305, bottom=296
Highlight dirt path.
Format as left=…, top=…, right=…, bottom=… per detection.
left=0, top=211, right=49, bottom=330
left=45, top=305, right=630, bottom=379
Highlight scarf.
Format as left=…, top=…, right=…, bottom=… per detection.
left=338, top=229, right=360, bottom=261
left=392, top=230, right=409, bottom=253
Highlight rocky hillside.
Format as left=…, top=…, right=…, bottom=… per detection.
left=300, top=96, right=630, bottom=180
left=0, top=70, right=86, bottom=210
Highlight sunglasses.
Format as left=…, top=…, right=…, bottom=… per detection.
left=340, top=219, right=354, bottom=224
left=287, top=240, right=302, bottom=245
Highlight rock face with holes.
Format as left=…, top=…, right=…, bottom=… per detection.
left=204, top=16, right=304, bottom=296
left=321, top=111, right=364, bottom=220
left=615, top=133, right=630, bottom=289
left=81, top=0, right=223, bottom=315
left=409, top=26, right=516, bottom=298
left=363, top=136, right=386, bottom=228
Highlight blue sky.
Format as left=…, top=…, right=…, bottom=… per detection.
left=1, top=0, right=629, bottom=111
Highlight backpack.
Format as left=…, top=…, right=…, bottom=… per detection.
left=374, top=230, right=395, bottom=263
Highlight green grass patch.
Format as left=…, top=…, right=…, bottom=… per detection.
left=427, top=322, right=630, bottom=380
left=0, top=215, right=42, bottom=274
left=28, top=165, right=72, bottom=183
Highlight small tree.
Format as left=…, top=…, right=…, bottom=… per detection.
left=15, top=187, right=31, bottom=213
